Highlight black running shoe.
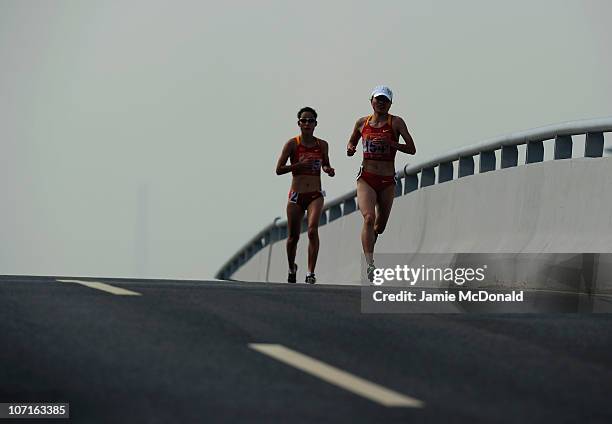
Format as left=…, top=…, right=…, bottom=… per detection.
left=305, top=274, right=316, bottom=284
left=288, top=264, right=297, bottom=283
left=367, top=264, right=376, bottom=283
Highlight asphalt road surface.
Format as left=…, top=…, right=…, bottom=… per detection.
left=1, top=275, right=612, bottom=423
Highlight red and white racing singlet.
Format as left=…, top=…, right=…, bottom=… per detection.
left=291, top=136, right=323, bottom=176
left=361, top=115, right=397, bottom=161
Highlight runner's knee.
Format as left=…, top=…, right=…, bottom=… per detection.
left=307, top=226, right=318, bottom=240
left=363, top=213, right=375, bottom=227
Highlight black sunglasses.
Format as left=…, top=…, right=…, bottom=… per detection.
left=373, top=96, right=391, bottom=103
left=298, top=118, right=316, bottom=124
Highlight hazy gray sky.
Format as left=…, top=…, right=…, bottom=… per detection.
left=1, top=0, right=611, bottom=279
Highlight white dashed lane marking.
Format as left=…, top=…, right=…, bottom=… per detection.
left=57, top=279, right=141, bottom=296
left=249, top=343, right=424, bottom=408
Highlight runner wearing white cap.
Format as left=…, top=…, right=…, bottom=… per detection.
left=346, top=86, right=416, bottom=281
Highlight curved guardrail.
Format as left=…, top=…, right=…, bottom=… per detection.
left=216, top=117, right=612, bottom=280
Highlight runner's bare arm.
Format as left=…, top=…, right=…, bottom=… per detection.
left=391, top=116, right=416, bottom=155
left=275, top=140, right=293, bottom=175
left=321, top=140, right=335, bottom=177
left=347, top=117, right=366, bottom=156
left=276, top=140, right=311, bottom=175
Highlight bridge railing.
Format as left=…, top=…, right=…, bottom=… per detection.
left=215, top=117, right=612, bottom=280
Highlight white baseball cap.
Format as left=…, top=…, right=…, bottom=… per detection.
left=371, top=85, right=393, bottom=101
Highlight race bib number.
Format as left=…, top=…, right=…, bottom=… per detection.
left=302, top=152, right=322, bottom=171
left=363, top=139, right=389, bottom=154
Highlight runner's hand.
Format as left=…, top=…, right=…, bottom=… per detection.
left=323, top=166, right=335, bottom=177
left=292, top=157, right=314, bottom=172
left=347, top=144, right=357, bottom=156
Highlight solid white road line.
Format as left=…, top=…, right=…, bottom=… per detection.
left=57, top=279, right=141, bottom=296
left=249, top=343, right=424, bottom=408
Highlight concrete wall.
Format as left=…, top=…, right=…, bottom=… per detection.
left=234, top=157, right=612, bottom=292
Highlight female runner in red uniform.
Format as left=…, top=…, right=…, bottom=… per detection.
left=346, top=86, right=416, bottom=281
left=276, top=107, right=335, bottom=284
